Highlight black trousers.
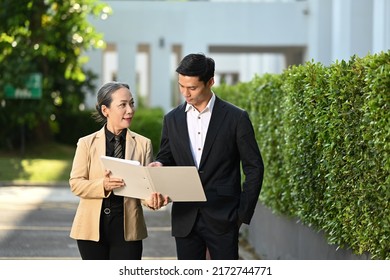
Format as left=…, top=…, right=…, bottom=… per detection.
left=77, top=209, right=142, bottom=260
left=175, top=212, right=239, bottom=260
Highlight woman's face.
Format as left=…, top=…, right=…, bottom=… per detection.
left=102, top=87, right=135, bottom=135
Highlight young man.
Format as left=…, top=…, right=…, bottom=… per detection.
left=150, top=53, right=264, bottom=260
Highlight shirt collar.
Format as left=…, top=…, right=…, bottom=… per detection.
left=105, top=125, right=127, bottom=142
left=185, top=92, right=216, bottom=113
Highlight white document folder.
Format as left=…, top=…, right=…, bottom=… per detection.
left=100, top=156, right=206, bottom=202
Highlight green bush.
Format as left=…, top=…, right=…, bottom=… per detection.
left=54, top=110, right=101, bottom=146
left=55, top=107, right=164, bottom=156
left=214, top=50, right=389, bottom=259
left=252, top=73, right=290, bottom=214
left=130, top=107, right=164, bottom=156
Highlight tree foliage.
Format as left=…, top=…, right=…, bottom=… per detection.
left=0, top=0, right=111, bottom=150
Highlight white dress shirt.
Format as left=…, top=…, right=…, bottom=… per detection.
left=185, top=93, right=216, bottom=168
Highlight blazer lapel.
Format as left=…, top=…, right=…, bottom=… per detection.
left=199, top=97, right=227, bottom=169
left=125, top=129, right=136, bottom=160
left=95, top=127, right=106, bottom=171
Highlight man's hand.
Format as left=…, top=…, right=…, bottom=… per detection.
left=148, top=161, right=163, bottom=167
left=143, top=192, right=170, bottom=210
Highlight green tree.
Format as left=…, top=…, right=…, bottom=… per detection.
left=0, top=0, right=111, bottom=151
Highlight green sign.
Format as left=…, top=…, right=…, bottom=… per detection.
left=4, top=73, right=42, bottom=99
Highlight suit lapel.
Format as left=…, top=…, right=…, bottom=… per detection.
left=199, top=97, right=227, bottom=169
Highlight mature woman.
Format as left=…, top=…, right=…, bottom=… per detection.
left=69, top=82, right=168, bottom=260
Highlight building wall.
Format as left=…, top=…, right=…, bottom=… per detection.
left=85, top=0, right=389, bottom=112
left=85, top=0, right=309, bottom=111
left=373, top=0, right=390, bottom=53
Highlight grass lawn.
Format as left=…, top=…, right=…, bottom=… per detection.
left=0, top=142, right=76, bottom=183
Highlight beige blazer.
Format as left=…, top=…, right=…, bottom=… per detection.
left=69, top=127, right=153, bottom=241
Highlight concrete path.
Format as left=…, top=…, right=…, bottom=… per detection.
left=0, top=185, right=257, bottom=260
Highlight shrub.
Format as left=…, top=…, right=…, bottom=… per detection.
left=55, top=107, right=164, bottom=157
left=214, top=50, right=390, bottom=259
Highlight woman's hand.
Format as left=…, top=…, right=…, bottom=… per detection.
left=143, top=192, right=169, bottom=210
left=104, top=170, right=125, bottom=192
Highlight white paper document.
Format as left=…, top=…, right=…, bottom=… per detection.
left=100, top=156, right=206, bottom=202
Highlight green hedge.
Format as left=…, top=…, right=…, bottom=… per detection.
left=216, top=51, right=389, bottom=259
left=129, top=107, right=164, bottom=155
left=54, top=110, right=101, bottom=146
left=55, top=107, right=164, bottom=156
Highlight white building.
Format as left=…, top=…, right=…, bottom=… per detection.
left=84, top=0, right=390, bottom=112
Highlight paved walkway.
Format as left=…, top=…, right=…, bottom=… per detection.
left=0, top=185, right=258, bottom=259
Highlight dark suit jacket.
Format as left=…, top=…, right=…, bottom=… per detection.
left=156, top=96, right=264, bottom=237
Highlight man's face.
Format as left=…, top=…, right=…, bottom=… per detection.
left=178, top=74, right=214, bottom=110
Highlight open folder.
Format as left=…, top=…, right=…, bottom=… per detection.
left=100, top=156, right=206, bottom=202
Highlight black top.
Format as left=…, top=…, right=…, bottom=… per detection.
left=105, top=126, right=126, bottom=158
